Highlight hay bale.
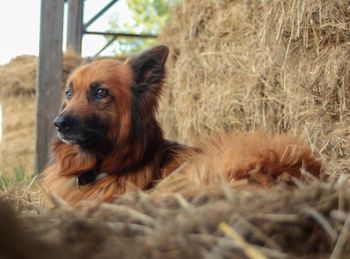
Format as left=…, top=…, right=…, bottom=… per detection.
left=0, top=55, right=37, bottom=96
left=158, top=0, right=350, bottom=176
left=2, top=180, right=350, bottom=258
left=0, top=96, right=35, bottom=175
left=0, top=52, right=82, bottom=176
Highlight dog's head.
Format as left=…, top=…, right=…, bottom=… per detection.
left=53, top=45, right=169, bottom=151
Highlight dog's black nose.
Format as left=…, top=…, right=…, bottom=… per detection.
left=53, top=115, right=73, bottom=132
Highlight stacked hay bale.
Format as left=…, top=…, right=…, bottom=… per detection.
left=158, top=0, right=350, bottom=176
left=0, top=52, right=82, bottom=176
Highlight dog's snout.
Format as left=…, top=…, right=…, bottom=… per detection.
left=53, top=115, right=74, bottom=132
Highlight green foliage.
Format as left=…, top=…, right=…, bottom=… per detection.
left=126, top=0, right=177, bottom=33
left=108, top=0, right=177, bottom=55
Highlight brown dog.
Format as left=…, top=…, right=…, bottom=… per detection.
left=41, top=46, right=322, bottom=204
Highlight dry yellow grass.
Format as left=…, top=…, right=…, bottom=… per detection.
left=1, top=178, right=350, bottom=258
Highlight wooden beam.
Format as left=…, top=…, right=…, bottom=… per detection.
left=35, top=0, right=65, bottom=173
left=67, top=0, right=84, bottom=53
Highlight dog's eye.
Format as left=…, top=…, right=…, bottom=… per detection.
left=95, top=88, right=109, bottom=99
left=65, top=90, right=73, bottom=100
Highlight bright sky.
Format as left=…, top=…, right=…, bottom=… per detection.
left=0, top=0, right=131, bottom=65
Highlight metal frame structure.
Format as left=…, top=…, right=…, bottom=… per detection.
left=66, top=0, right=157, bottom=55
left=35, top=0, right=157, bottom=173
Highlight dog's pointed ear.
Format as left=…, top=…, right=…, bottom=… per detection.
left=128, top=45, right=169, bottom=92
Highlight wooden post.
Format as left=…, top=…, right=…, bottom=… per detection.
left=67, top=0, right=84, bottom=54
left=35, top=0, right=65, bottom=173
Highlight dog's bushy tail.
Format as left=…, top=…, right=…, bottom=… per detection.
left=153, top=131, right=323, bottom=194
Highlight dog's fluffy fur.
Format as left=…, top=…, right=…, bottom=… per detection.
left=41, top=46, right=322, bottom=204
